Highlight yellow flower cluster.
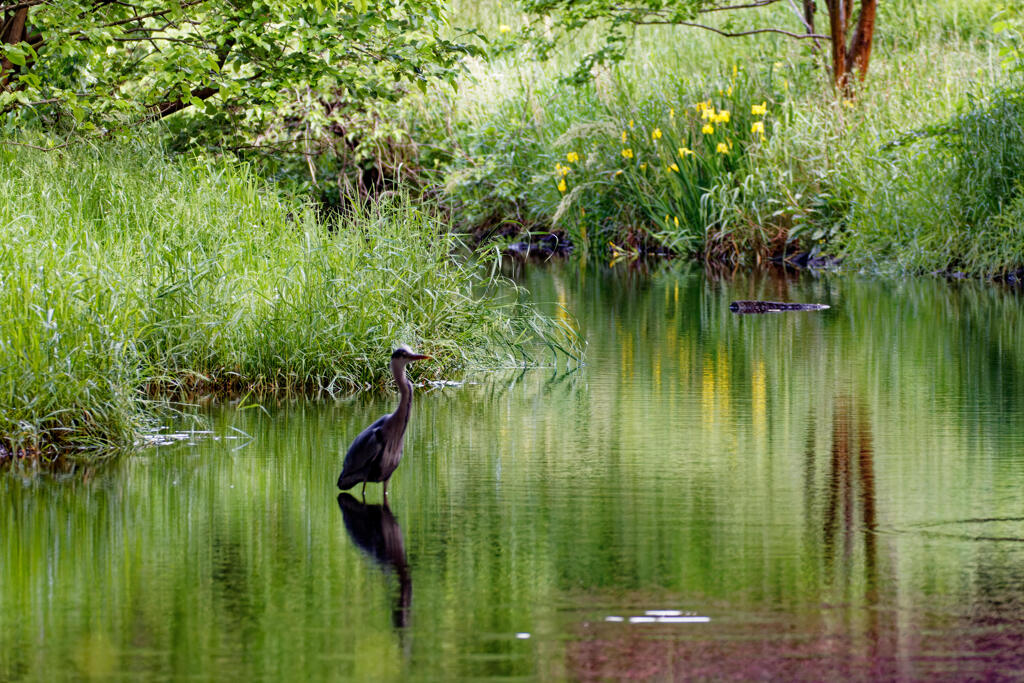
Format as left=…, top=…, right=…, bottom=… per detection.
left=751, top=101, right=767, bottom=116
left=554, top=162, right=570, bottom=177
left=621, top=148, right=634, bottom=159
left=566, top=151, right=580, bottom=163
left=652, top=128, right=662, bottom=140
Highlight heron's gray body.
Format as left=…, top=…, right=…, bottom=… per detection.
left=337, top=347, right=425, bottom=495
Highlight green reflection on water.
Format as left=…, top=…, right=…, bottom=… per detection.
left=5, top=264, right=1024, bottom=680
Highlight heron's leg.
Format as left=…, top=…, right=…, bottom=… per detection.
left=382, top=479, right=389, bottom=500
left=361, top=480, right=367, bottom=500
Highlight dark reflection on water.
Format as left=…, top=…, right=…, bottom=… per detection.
left=337, top=493, right=412, bottom=631
left=6, top=264, right=1024, bottom=680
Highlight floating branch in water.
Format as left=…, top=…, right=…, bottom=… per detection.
left=729, top=300, right=831, bottom=314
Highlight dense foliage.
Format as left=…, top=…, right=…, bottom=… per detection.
left=0, top=0, right=481, bottom=197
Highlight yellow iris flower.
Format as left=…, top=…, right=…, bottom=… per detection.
left=652, top=128, right=662, bottom=140
left=499, top=24, right=511, bottom=33
left=566, top=151, right=580, bottom=163
left=557, top=178, right=567, bottom=192
left=751, top=121, right=765, bottom=135
left=674, top=216, right=680, bottom=228
left=621, top=130, right=627, bottom=143
left=621, top=148, right=634, bottom=159
left=701, top=106, right=715, bottom=120
left=678, top=147, right=695, bottom=157
left=669, top=163, right=679, bottom=172
left=716, top=142, right=729, bottom=154
left=629, top=119, right=635, bottom=130
left=702, top=123, right=714, bottom=135
left=751, top=101, right=767, bottom=116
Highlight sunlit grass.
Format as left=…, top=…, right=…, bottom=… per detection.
left=0, top=139, right=577, bottom=463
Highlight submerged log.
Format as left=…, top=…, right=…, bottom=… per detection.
left=729, top=300, right=830, bottom=314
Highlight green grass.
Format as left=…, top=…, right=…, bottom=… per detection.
left=0, top=138, right=576, bottom=464
left=405, top=0, right=1018, bottom=272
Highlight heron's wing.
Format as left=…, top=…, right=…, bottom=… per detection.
left=340, top=414, right=389, bottom=479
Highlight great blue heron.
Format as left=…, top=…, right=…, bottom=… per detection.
left=337, top=346, right=430, bottom=498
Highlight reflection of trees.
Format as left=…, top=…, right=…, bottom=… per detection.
left=819, top=394, right=888, bottom=674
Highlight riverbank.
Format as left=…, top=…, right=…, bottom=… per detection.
left=403, top=0, right=1023, bottom=276
left=0, top=140, right=574, bottom=466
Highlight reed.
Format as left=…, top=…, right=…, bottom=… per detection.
left=0, top=138, right=576, bottom=464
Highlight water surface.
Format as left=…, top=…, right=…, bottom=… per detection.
left=5, top=264, right=1024, bottom=680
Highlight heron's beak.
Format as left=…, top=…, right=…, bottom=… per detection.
left=410, top=353, right=431, bottom=361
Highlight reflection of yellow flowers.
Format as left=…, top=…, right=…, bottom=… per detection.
left=751, top=101, right=767, bottom=116
left=621, top=148, right=634, bottom=159
left=557, top=178, right=567, bottom=192
left=668, top=162, right=679, bottom=172
left=702, top=123, right=714, bottom=135
left=566, top=151, right=580, bottom=163
left=716, top=142, right=729, bottom=154
left=499, top=24, right=511, bottom=33
left=751, top=121, right=765, bottom=135
left=679, top=147, right=695, bottom=157
left=652, top=128, right=662, bottom=140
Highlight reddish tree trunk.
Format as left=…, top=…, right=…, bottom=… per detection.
left=846, top=0, right=877, bottom=82
left=825, top=0, right=847, bottom=87
left=1, top=8, right=29, bottom=89
left=818, top=0, right=876, bottom=90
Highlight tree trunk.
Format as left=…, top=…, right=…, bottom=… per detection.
left=846, top=0, right=876, bottom=82
left=817, top=0, right=876, bottom=90
left=1, top=7, right=29, bottom=89
left=824, top=0, right=847, bottom=87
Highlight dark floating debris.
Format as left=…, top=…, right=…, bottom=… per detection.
left=729, top=300, right=831, bottom=314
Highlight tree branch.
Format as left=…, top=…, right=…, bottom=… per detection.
left=635, top=18, right=827, bottom=40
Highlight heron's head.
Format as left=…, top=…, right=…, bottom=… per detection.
left=391, top=345, right=431, bottom=365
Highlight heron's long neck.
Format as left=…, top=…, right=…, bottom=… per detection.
left=388, top=359, right=413, bottom=438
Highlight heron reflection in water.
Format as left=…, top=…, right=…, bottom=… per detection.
left=337, top=493, right=412, bottom=629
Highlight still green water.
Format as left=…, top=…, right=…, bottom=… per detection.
left=5, top=264, right=1024, bottom=680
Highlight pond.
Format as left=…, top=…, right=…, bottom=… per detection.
left=4, top=263, right=1024, bottom=680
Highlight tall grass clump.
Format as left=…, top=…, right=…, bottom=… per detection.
left=0, top=139, right=575, bottom=464
left=838, top=87, right=1024, bottom=275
